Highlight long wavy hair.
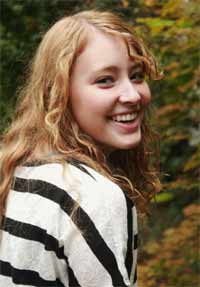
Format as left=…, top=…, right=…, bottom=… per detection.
left=0, top=10, right=162, bottom=225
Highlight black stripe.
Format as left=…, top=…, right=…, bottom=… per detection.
left=66, top=257, right=81, bottom=287
left=13, top=176, right=128, bottom=286
left=2, top=216, right=64, bottom=258
left=1, top=216, right=81, bottom=286
left=68, top=264, right=81, bottom=287
left=134, top=234, right=138, bottom=249
left=68, top=158, right=96, bottom=181
left=134, top=266, right=137, bottom=283
left=0, top=260, right=64, bottom=286
left=124, top=194, right=133, bottom=278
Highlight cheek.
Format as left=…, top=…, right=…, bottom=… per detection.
left=70, top=87, right=109, bottom=119
left=141, top=83, right=151, bottom=106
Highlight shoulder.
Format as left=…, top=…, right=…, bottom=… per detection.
left=9, top=162, right=133, bottom=249
left=13, top=161, right=127, bottom=215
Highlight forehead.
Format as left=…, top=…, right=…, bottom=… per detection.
left=73, top=29, right=138, bottom=72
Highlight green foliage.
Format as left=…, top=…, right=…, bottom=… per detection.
left=152, top=191, right=174, bottom=203
left=136, top=0, right=200, bottom=284
left=136, top=0, right=199, bottom=201
left=0, top=0, right=87, bottom=132
left=138, top=204, right=200, bottom=287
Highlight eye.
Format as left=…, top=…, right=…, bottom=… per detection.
left=95, top=76, right=114, bottom=87
left=130, top=70, right=145, bottom=83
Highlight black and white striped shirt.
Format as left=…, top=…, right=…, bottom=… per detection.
left=0, top=161, right=138, bottom=286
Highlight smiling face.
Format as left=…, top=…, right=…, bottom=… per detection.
left=70, top=29, right=151, bottom=152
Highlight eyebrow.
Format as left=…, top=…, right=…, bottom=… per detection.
left=92, top=62, right=143, bottom=74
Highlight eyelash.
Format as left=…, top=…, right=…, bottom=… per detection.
left=96, top=76, right=114, bottom=85
left=95, top=71, right=145, bottom=87
left=130, top=71, right=145, bottom=82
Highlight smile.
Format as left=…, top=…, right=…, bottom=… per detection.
left=111, top=112, right=138, bottom=123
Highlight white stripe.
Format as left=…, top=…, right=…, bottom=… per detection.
left=0, top=231, right=68, bottom=285
left=130, top=206, right=138, bottom=285
left=132, top=206, right=138, bottom=235
left=6, top=189, right=68, bottom=241
left=130, top=249, right=137, bottom=284
left=64, top=228, right=113, bottom=286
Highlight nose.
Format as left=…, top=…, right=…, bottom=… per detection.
left=118, top=80, right=141, bottom=105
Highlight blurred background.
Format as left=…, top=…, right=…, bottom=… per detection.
left=0, top=0, right=199, bottom=286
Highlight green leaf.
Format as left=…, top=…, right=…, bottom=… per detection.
left=152, top=192, right=174, bottom=203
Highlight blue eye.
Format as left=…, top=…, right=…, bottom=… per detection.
left=96, top=76, right=114, bottom=85
left=130, top=70, right=145, bottom=82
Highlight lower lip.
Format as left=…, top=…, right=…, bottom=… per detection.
left=110, top=116, right=140, bottom=133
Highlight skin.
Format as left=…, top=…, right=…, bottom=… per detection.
left=70, top=28, right=151, bottom=152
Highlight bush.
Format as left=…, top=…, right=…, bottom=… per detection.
left=138, top=204, right=200, bottom=287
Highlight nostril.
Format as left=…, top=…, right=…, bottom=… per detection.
left=118, top=93, right=141, bottom=105
left=118, top=87, right=141, bottom=104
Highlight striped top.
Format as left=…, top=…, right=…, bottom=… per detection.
left=0, top=160, right=138, bottom=287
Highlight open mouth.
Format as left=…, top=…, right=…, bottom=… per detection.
left=111, top=112, right=138, bottom=123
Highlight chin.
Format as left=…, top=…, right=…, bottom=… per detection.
left=110, top=139, right=141, bottom=150
left=115, top=134, right=142, bottom=150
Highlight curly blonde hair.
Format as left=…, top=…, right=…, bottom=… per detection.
left=0, top=10, right=162, bottom=225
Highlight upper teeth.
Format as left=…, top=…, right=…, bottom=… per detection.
left=112, top=113, right=137, bottom=122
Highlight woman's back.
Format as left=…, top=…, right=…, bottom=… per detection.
left=0, top=161, right=138, bottom=286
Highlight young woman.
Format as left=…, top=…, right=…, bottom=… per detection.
left=0, top=10, right=161, bottom=287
